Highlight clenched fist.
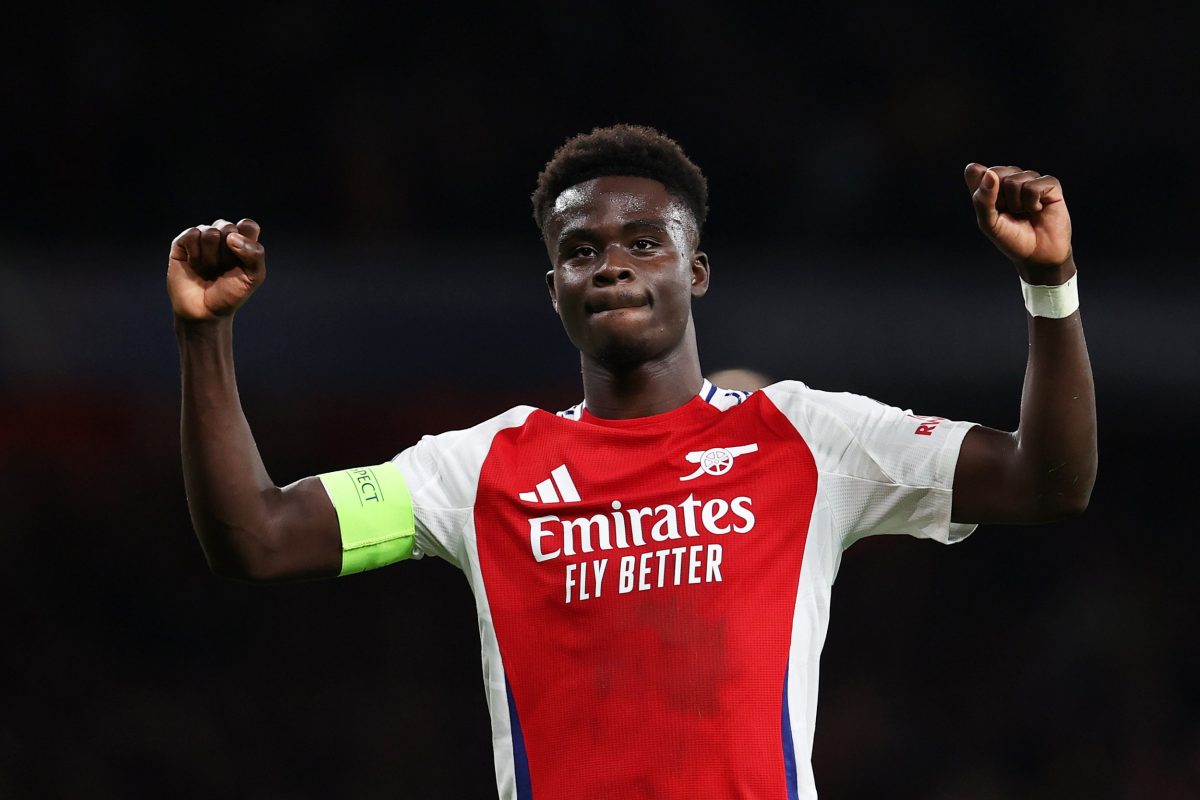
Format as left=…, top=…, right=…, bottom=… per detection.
left=167, top=218, right=266, bottom=321
left=964, top=164, right=1073, bottom=282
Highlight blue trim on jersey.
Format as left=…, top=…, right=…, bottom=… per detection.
left=559, top=381, right=754, bottom=417
left=506, top=678, right=533, bottom=800
left=781, top=660, right=799, bottom=800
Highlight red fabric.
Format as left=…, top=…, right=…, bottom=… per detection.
left=475, top=394, right=818, bottom=799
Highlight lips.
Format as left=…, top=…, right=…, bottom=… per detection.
left=586, top=292, right=650, bottom=314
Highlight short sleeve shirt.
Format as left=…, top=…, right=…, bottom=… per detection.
left=388, top=380, right=977, bottom=800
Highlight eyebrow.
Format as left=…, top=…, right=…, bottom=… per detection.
left=557, top=218, right=672, bottom=244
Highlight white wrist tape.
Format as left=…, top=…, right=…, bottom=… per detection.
left=1021, top=274, right=1079, bottom=318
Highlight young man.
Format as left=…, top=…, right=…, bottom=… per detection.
left=168, top=125, right=1096, bottom=799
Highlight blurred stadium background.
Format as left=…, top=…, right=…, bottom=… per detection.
left=2, top=4, right=1197, bottom=798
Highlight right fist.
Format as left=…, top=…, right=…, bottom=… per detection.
left=167, top=218, right=266, bottom=321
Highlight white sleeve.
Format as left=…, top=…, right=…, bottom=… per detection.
left=390, top=406, right=538, bottom=569
left=761, top=381, right=978, bottom=549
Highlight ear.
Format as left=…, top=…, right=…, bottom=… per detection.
left=690, top=252, right=710, bottom=299
left=545, top=269, right=558, bottom=312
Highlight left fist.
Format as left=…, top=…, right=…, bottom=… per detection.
left=965, top=163, right=1073, bottom=276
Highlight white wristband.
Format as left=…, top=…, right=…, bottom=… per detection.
left=1021, top=274, right=1079, bottom=318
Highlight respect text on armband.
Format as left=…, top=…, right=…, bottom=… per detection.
left=347, top=467, right=383, bottom=504
left=526, top=493, right=756, bottom=604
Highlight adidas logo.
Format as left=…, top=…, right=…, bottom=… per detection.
left=519, top=464, right=581, bottom=504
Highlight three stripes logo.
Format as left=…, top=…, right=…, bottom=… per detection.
left=519, top=464, right=581, bottom=504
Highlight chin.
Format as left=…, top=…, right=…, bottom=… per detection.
left=589, top=332, right=668, bottom=368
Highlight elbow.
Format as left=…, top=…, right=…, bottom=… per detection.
left=1009, top=447, right=1097, bottom=524
left=1038, top=491, right=1091, bottom=522
left=199, top=523, right=292, bottom=584
left=207, top=554, right=280, bottom=584
left=1025, top=474, right=1096, bottom=523
left=192, top=488, right=299, bottom=583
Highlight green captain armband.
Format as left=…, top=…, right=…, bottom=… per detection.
left=317, top=462, right=415, bottom=576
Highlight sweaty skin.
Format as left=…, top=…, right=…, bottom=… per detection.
left=542, top=176, right=710, bottom=419
left=169, top=166, right=1095, bottom=581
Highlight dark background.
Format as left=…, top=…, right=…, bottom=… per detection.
left=2, top=3, right=1197, bottom=798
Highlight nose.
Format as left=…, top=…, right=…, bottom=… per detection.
left=592, top=244, right=634, bottom=286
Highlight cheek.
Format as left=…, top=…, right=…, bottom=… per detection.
left=660, top=269, right=695, bottom=308
left=555, top=274, right=587, bottom=308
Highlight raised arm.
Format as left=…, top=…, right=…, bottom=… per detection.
left=169, top=219, right=341, bottom=581
left=951, top=164, right=1097, bottom=525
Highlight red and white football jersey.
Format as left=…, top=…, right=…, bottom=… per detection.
left=389, top=380, right=977, bottom=800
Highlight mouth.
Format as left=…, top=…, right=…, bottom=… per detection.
left=586, top=293, right=651, bottom=315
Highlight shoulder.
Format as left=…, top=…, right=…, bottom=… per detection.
left=414, top=405, right=542, bottom=454
left=759, top=380, right=860, bottom=432
left=756, top=380, right=919, bottom=480
left=761, top=380, right=885, bottom=416
left=760, top=380, right=925, bottom=435
left=394, top=405, right=540, bottom=476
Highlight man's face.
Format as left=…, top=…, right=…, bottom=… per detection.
left=543, top=176, right=709, bottom=367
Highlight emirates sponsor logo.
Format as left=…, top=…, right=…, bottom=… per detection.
left=527, top=493, right=757, bottom=604
left=528, top=493, right=754, bottom=563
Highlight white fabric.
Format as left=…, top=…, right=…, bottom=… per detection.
left=762, top=380, right=977, bottom=798
left=391, top=405, right=538, bottom=800
left=391, top=406, right=538, bottom=566
left=762, top=381, right=977, bottom=549
left=1021, top=273, right=1079, bottom=318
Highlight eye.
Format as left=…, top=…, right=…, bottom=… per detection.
left=573, top=245, right=597, bottom=258
left=632, top=239, right=659, bottom=250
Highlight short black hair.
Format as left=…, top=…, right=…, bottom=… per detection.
left=531, top=124, right=709, bottom=236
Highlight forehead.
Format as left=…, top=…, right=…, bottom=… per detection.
left=547, top=176, right=692, bottom=237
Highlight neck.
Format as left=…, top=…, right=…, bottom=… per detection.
left=580, top=324, right=704, bottom=419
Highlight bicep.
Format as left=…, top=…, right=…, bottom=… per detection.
left=951, top=424, right=1024, bottom=525
left=256, top=476, right=343, bottom=581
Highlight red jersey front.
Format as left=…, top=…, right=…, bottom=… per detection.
left=384, top=381, right=976, bottom=799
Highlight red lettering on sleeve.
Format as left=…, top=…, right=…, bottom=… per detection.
left=908, top=414, right=945, bottom=436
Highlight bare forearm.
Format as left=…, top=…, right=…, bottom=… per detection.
left=177, top=319, right=338, bottom=580
left=954, top=259, right=1098, bottom=524
left=178, top=318, right=279, bottom=574
left=1014, top=295, right=1097, bottom=517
